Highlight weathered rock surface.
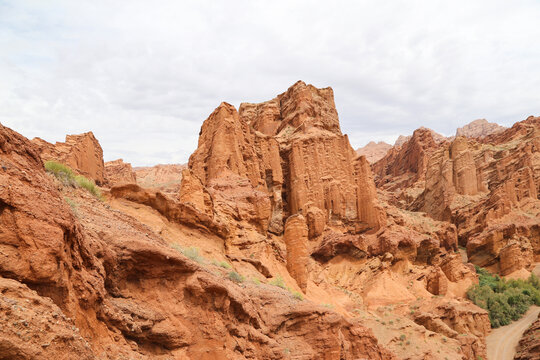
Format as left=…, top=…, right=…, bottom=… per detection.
left=1, top=122, right=396, bottom=359
left=284, top=215, right=309, bottom=292
left=374, top=128, right=444, bottom=198
left=356, top=141, right=392, bottom=163
left=134, top=163, right=186, bottom=194
left=104, top=159, right=136, bottom=186
left=32, top=132, right=105, bottom=184
left=186, top=81, right=386, bottom=236
left=418, top=117, right=540, bottom=273
left=456, top=118, right=506, bottom=138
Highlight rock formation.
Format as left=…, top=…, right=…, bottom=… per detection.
left=134, top=163, right=186, bottom=194
left=356, top=141, right=392, bottom=163
left=32, top=132, right=105, bottom=184
left=186, top=81, right=386, bottom=236
left=5, top=81, right=527, bottom=360
left=1, top=121, right=396, bottom=360
left=104, top=158, right=136, bottom=186
left=456, top=118, right=506, bottom=138
left=284, top=215, right=309, bottom=292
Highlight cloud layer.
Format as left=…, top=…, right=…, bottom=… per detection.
left=1, top=0, right=539, bottom=165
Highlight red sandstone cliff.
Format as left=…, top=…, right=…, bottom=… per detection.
left=32, top=132, right=105, bottom=185
left=105, top=159, right=136, bottom=186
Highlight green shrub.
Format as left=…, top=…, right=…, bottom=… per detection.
left=467, top=267, right=540, bottom=328
left=228, top=271, right=244, bottom=283
left=182, top=246, right=203, bottom=263
left=45, top=160, right=75, bottom=185
left=171, top=244, right=204, bottom=264
left=45, top=161, right=102, bottom=199
left=74, top=175, right=102, bottom=199
left=292, top=291, right=304, bottom=300
left=212, top=260, right=231, bottom=269
left=64, top=197, right=78, bottom=216
left=269, top=275, right=286, bottom=289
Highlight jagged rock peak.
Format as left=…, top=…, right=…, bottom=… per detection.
left=356, top=141, right=392, bottom=163
left=239, top=80, right=341, bottom=138
left=456, top=118, right=506, bottom=138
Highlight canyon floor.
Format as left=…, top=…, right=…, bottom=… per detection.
left=1, top=81, right=539, bottom=359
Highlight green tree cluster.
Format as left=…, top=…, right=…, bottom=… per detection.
left=467, top=266, right=540, bottom=328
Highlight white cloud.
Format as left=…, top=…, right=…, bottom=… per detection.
left=1, top=0, right=539, bottom=164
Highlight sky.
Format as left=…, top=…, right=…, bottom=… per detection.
left=1, top=1, right=539, bottom=166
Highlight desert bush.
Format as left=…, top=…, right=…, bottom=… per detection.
left=45, top=160, right=102, bottom=199
left=292, top=291, right=304, bottom=300
left=269, top=275, right=286, bottom=289
left=171, top=244, right=204, bottom=264
left=45, top=160, right=75, bottom=185
left=74, top=175, right=102, bottom=199
left=228, top=271, right=244, bottom=283
left=467, top=266, right=540, bottom=327
left=212, top=260, right=231, bottom=269
left=182, top=246, right=203, bottom=263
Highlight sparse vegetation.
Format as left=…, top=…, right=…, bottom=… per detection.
left=228, top=271, right=244, bottom=283
left=212, top=260, right=231, bottom=269
left=171, top=244, right=205, bottom=264
left=269, top=275, right=286, bottom=289
left=74, top=175, right=102, bottom=199
left=45, top=160, right=102, bottom=199
left=467, top=266, right=540, bottom=328
left=292, top=291, right=304, bottom=301
left=322, top=303, right=334, bottom=309
left=399, top=334, right=406, bottom=341
left=45, top=160, right=75, bottom=185
left=64, top=196, right=78, bottom=216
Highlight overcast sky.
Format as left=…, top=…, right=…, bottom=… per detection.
left=1, top=1, right=539, bottom=165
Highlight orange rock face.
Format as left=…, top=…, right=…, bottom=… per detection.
left=186, top=81, right=385, bottom=238
left=32, top=132, right=105, bottom=184
left=375, top=116, right=540, bottom=276
left=104, top=158, right=136, bottom=186
left=1, top=122, right=396, bottom=360
left=284, top=214, right=309, bottom=292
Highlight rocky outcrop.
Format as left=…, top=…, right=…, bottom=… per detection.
left=134, top=163, right=186, bottom=194
left=515, top=313, right=540, bottom=360
left=185, top=81, right=385, bottom=236
left=284, top=215, right=309, bottom=292
left=413, top=117, right=540, bottom=273
left=356, top=141, right=392, bottom=163
left=0, top=278, right=94, bottom=360
left=311, top=232, right=367, bottom=262
left=32, top=132, right=105, bottom=185
left=456, top=119, right=506, bottom=138
left=1, top=122, right=396, bottom=360
left=374, top=128, right=444, bottom=193
left=110, top=183, right=229, bottom=238
left=104, top=159, right=136, bottom=186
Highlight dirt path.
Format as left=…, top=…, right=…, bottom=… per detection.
left=486, top=262, right=540, bottom=360
left=486, top=306, right=540, bottom=360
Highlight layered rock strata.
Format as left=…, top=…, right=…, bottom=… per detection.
left=32, top=131, right=105, bottom=184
